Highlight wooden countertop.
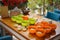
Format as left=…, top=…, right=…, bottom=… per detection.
left=0, top=17, right=60, bottom=40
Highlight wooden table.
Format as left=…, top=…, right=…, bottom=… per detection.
left=0, top=16, right=60, bottom=40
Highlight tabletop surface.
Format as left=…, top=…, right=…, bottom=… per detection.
left=0, top=16, right=60, bottom=40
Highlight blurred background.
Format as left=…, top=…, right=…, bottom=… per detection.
left=0, top=0, right=60, bottom=16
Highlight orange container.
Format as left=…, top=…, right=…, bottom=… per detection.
left=36, top=28, right=46, bottom=37
left=28, top=26, right=37, bottom=34
left=40, top=21, right=49, bottom=26
left=43, top=26, right=52, bottom=33
left=22, top=16, right=28, bottom=20
left=35, top=22, right=44, bottom=27
left=49, top=24, right=57, bottom=31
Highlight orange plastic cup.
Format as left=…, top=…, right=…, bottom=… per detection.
left=49, top=24, right=57, bottom=31
left=43, top=26, right=52, bottom=33
left=22, top=16, right=28, bottom=20
left=36, top=28, right=46, bottom=37
left=28, top=26, right=37, bottom=34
